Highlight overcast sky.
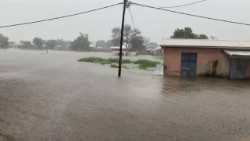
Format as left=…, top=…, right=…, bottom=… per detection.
left=0, top=0, right=249, bottom=43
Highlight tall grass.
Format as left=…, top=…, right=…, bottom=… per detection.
left=78, top=57, right=161, bottom=70
left=134, top=59, right=161, bottom=70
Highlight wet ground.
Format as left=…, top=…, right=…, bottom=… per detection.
left=0, top=49, right=250, bottom=141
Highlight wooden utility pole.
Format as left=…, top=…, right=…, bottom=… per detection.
left=118, top=0, right=127, bottom=77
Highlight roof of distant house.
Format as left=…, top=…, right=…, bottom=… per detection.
left=160, top=39, right=250, bottom=50
left=110, top=46, right=127, bottom=50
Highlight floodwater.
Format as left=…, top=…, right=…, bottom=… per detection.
left=0, top=49, right=250, bottom=141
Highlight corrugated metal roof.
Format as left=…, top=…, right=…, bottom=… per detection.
left=160, top=39, right=250, bottom=50
left=224, top=50, right=250, bottom=59
left=110, top=46, right=127, bottom=50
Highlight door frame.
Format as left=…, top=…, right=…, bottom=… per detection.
left=181, top=53, right=197, bottom=77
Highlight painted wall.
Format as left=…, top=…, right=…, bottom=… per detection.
left=164, top=47, right=230, bottom=77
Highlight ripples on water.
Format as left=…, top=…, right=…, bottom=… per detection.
left=0, top=49, right=250, bottom=141
left=161, top=76, right=250, bottom=96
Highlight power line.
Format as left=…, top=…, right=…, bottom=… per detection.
left=131, top=2, right=250, bottom=26
left=128, top=7, right=136, bottom=31
left=160, top=0, right=208, bottom=9
left=128, top=7, right=139, bottom=44
left=0, top=3, right=122, bottom=29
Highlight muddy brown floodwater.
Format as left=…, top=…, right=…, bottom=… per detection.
left=0, top=49, right=250, bottom=141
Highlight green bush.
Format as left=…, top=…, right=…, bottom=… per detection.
left=78, top=57, right=107, bottom=64
left=78, top=57, right=133, bottom=64
left=107, top=58, right=132, bottom=64
left=78, top=57, right=161, bottom=70
left=133, top=59, right=161, bottom=70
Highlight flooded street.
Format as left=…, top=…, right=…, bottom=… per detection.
left=0, top=49, right=250, bottom=141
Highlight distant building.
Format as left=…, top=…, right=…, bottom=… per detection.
left=89, top=42, right=96, bottom=49
left=161, top=39, right=250, bottom=79
left=147, top=47, right=164, bottom=56
left=90, top=42, right=109, bottom=52
left=110, top=46, right=138, bottom=56
left=110, top=46, right=127, bottom=56
left=55, top=40, right=71, bottom=51
left=8, top=42, right=20, bottom=49
left=55, top=45, right=63, bottom=50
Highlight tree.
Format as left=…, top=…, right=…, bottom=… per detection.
left=106, top=40, right=113, bottom=48
left=110, top=24, right=146, bottom=52
left=111, top=24, right=134, bottom=47
left=0, top=34, right=9, bottom=49
left=33, top=37, right=44, bottom=49
left=129, top=33, right=146, bottom=52
left=70, top=33, right=90, bottom=51
left=21, top=41, right=32, bottom=46
left=20, top=40, right=33, bottom=49
left=197, top=34, right=209, bottom=39
left=111, top=27, right=121, bottom=46
left=46, top=40, right=57, bottom=49
left=57, top=39, right=71, bottom=50
left=96, top=40, right=107, bottom=48
left=144, top=37, right=158, bottom=49
left=147, top=42, right=158, bottom=48
left=123, top=25, right=133, bottom=48
left=171, top=27, right=208, bottom=39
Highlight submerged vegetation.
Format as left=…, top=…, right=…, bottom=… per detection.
left=78, top=57, right=132, bottom=65
left=78, top=57, right=161, bottom=70
left=133, top=59, right=161, bottom=70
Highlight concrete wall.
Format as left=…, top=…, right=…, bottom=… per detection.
left=164, top=47, right=230, bottom=77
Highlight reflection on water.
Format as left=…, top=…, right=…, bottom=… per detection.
left=161, top=76, right=250, bottom=96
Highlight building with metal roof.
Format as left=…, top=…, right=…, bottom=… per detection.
left=161, top=39, right=250, bottom=79
left=161, top=39, right=250, bottom=49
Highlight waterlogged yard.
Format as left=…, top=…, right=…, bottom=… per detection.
left=78, top=57, right=162, bottom=70
left=1, top=50, right=250, bottom=141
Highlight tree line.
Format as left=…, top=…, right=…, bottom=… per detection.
left=0, top=26, right=212, bottom=52
left=0, top=34, right=9, bottom=49
left=19, top=38, right=70, bottom=50
left=68, top=24, right=157, bottom=53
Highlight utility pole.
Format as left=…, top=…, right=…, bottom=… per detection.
left=118, top=0, right=127, bottom=77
